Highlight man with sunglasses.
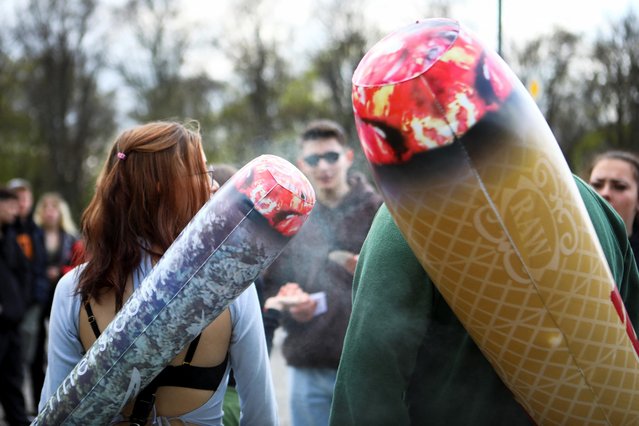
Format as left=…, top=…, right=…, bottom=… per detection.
left=262, top=119, right=382, bottom=426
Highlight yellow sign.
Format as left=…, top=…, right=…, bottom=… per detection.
left=529, top=79, right=540, bottom=99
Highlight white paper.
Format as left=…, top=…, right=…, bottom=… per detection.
left=310, top=291, right=327, bottom=316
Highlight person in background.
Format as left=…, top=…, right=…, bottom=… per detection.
left=261, top=284, right=311, bottom=354
left=329, top=176, right=639, bottom=425
left=587, top=150, right=639, bottom=264
left=30, top=192, right=82, bottom=405
left=211, top=163, right=239, bottom=190
left=262, top=119, right=383, bottom=426
left=6, top=178, right=48, bottom=414
left=39, top=121, right=278, bottom=425
left=0, top=187, right=31, bottom=426
left=224, top=279, right=310, bottom=426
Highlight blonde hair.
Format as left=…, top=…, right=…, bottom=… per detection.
left=34, top=192, right=79, bottom=236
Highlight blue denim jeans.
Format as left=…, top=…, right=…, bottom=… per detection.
left=288, top=366, right=337, bottom=426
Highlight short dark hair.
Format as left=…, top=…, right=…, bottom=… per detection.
left=300, top=119, right=348, bottom=147
left=211, top=163, right=238, bottom=186
left=0, top=187, right=18, bottom=201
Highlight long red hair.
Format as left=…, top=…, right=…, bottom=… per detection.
left=78, top=121, right=211, bottom=309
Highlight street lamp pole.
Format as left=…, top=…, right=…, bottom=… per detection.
left=497, top=0, right=503, bottom=57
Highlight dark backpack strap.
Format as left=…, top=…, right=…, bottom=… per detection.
left=128, top=334, right=203, bottom=425
left=128, top=380, right=158, bottom=426
left=182, top=334, right=202, bottom=365
left=84, top=302, right=101, bottom=338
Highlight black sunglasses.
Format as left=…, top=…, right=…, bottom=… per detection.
left=303, top=152, right=341, bottom=167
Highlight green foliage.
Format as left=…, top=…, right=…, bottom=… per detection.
left=0, top=49, right=34, bottom=183
left=570, top=129, right=611, bottom=176
left=118, top=0, right=224, bottom=126
left=0, top=0, right=638, bottom=220
left=508, top=9, right=639, bottom=170
left=0, top=0, right=116, bottom=219
left=589, top=9, right=639, bottom=152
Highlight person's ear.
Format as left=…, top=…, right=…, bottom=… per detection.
left=297, top=157, right=306, bottom=170
left=345, top=148, right=354, bottom=164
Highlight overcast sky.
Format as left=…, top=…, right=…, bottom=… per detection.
left=3, top=0, right=636, bottom=67
left=454, top=0, right=636, bottom=49
left=2, top=0, right=635, bottom=109
left=181, top=0, right=636, bottom=50
left=171, top=0, right=637, bottom=77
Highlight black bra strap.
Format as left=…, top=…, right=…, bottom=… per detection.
left=84, top=301, right=202, bottom=365
left=128, top=334, right=203, bottom=425
left=84, top=302, right=101, bottom=339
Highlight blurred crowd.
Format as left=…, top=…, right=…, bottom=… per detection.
left=0, top=179, right=83, bottom=424
left=0, top=142, right=638, bottom=426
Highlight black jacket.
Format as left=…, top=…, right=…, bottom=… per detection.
left=0, top=226, right=31, bottom=329
left=11, top=214, right=48, bottom=305
left=262, top=173, right=383, bottom=369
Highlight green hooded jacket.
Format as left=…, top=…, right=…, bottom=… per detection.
left=330, top=176, right=639, bottom=426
